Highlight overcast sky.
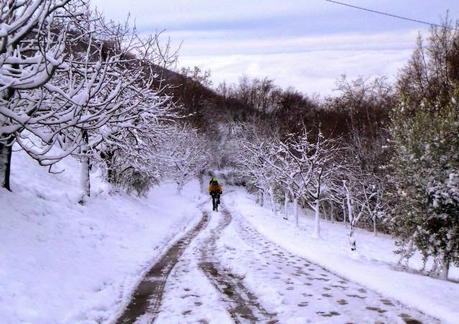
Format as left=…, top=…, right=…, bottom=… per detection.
left=92, top=0, right=459, bottom=96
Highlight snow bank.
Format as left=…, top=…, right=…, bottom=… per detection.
left=225, top=188, right=459, bottom=324
left=0, top=148, right=205, bottom=323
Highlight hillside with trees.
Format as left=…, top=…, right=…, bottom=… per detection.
left=168, top=23, right=459, bottom=280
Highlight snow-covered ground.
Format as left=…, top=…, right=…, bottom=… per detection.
left=130, top=197, right=439, bottom=323
left=155, top=207, right=234, bottom=324
left=0, top=149, right=205, bottom=323
left=224, top=187, right=459, bottom=323
left=3, top=151, right=458, bottom=323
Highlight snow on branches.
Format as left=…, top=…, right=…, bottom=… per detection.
left=237, top=122, right=388, bottom=248
left=239, top=126, right=343, bottom=238
left=0, top=0, right=70, bottom=190
left=156, top=124, right=211, bottom=194
left=0, top=0, right=179, bottom=200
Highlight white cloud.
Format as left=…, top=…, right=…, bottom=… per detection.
left=176, top=30, right=416, bottom=95
left=179, top=49, right=412, bottom=96
left=167, top=29, right=419, bottom=55
left=90, top=0, right=450, bottom=95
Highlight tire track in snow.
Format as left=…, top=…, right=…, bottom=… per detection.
left=199, top=209, right=278, bottom=323
left=116, top=212, right=209, bottom=324
left=227, top=211, right=438, bottom=323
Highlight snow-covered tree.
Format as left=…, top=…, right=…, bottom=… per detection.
left=361, top=176, right=385, bottom=235
left=0, top=0, right=178, bottom=203
left=236, top=123, right=286, bottom=214
left=0, top=0, right=72, bottom=190
left=341, top=177, right=369, bottom=251
left=271, top=135, right=310, bottom=223
left=97, top=95, right=173, bottom=197
left=388, top=22, right=459, bottom=280
left=43, top=10, right=176, bottom=203
left=329, top=165, right=386, bottom=251
left=389, top=95, right=459, bottom=280
left=240, top=126, right=342, bottom=237
left=157, top=124, right=211, bottom=194
left=279, top=131, right=341, bottom=238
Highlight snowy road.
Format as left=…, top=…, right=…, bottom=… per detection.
left=116, top=212, right=210, bottom=323
left=116, top=204, right=438, bottom=323
left=199, top=210, right=277, bottom=323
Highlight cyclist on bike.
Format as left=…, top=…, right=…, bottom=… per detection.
left=208, top=177, right=223, bottom=211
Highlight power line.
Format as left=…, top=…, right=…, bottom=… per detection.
left=325, top=0, right=450, bottom=29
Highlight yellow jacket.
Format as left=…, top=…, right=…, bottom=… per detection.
left=208, top=183, right=222, bottom=193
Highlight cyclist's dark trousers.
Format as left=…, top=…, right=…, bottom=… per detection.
left=211, top=193, right=220, bottom=211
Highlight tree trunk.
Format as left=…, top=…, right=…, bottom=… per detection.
left=294, top=197, right=299, bottom=226
left=263, top=189, right=269, bottom=207
left=439, top=256, right=450, bottom=280
left=107, top=167, right=114, bottom=184
left=312, top=198, right=321, bottom=238
left=80, top=155, right=91, bottom=204
left=79, top=131, right=91, bottom=204
left=0, top=140, right=13, bottom=191
left=344, top=182, right=356, bottom=250
left=269, top=185, right=276, bottom=214
left=1, top=76, right=16, bottom=191
left=349, top=225, right=356, bottom=251
left=430, top=257, right=438, bottom=274
left=346, top=191, right=353, bottom=225
left=177, top=180, right=184, bottom=194
left=198, top=171, right=205, bottom=193
left=324, top=202, right=330, bottom=221
left=103, top=150, right=115, bottom=185
left=283, top=191, right=289, bottom=220
left=373, top=216, right=377, bottom=236
left=330, top=203, right=335, bottom=223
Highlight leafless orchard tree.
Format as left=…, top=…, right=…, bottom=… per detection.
left=240, top=125, right=344, bottom=238
left=277, top=131, right=341, bottom=238
left=241, top=135, right=280, bottom=213
left=156, top=123, right=211, bottom=194
left=327, top=165, right=386, bottom=251
left=0, top=0, right=72, bottom=190
left=0, top=1, right=179, bottom=203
